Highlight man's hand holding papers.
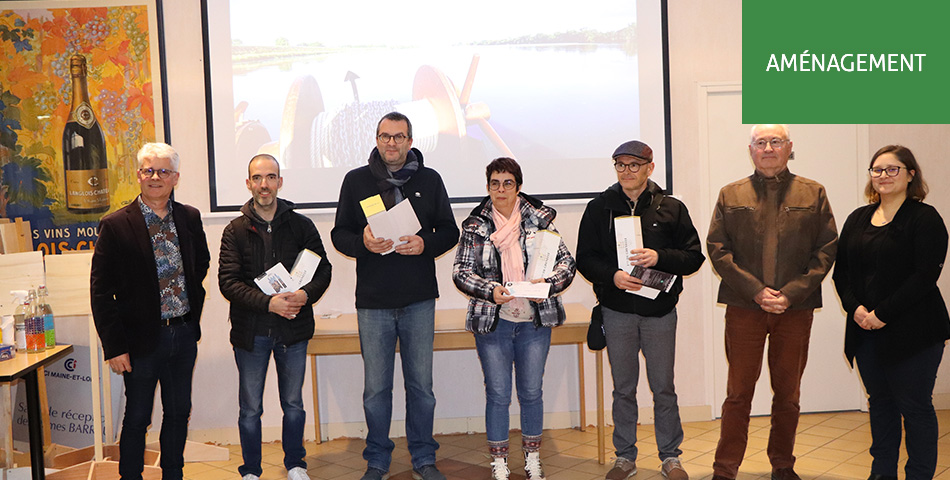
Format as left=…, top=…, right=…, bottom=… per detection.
left=360, top=195, right=423, bottom=255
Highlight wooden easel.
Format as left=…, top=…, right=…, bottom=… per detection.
left=43, top=251, right=227, bottom=479
left=42, top=252, right=165, bottom=480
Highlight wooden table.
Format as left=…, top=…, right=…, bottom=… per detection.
left=307, top=303, right=607, bottom=464
left=0, top=345, right=74, bottom=480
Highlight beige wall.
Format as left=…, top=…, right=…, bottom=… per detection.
left=156, top=0, right=950, bottom=444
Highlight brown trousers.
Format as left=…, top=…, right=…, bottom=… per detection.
left=713, top=306, right=814, bottom=478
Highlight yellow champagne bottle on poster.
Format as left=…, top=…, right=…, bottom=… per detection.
left=63, top=54, right=109, bottom=213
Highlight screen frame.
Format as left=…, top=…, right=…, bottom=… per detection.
left=201, top=0, right=673, bottom=212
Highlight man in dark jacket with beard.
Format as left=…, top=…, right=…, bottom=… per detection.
left=219, top=153, right=332, bottom=480
left=331, top=112, right=459, bottom=480
left=576, top=141, right=704, bottom=480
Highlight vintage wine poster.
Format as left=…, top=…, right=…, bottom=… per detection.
left=0, top=0, right=165, bottom=253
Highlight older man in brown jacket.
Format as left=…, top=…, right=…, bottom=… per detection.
left=707, top=124, right=837, bottom=480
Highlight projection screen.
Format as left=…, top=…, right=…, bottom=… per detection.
left=202, top=0, right=672, bottom=210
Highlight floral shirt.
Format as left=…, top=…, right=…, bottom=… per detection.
left=138, top=197, right=190, bottom=319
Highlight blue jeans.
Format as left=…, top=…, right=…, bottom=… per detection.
left=856, top=338, right=943, bottom=480
left=357, top=299, right=438, bottom=471
left=233, top=336, right=308, bottom=477
left=119, top=322, right=197, bottom=480
left=602, top=306, right=683, bottom=462
left=475, top=319, right=551, bottom=442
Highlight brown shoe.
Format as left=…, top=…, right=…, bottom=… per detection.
left=711, top=476, right=733, bottom=480
left=771, top=468, right=802, bottom=480
left=605, top=457, right=637, bottom=480
left=660, top=457, right=688, bottom=480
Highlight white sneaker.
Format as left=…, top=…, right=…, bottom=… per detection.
left=490, top=457, right=510, bottom=480
left=524, top=451, right=546, bottom=480
left=288, top=466, right=311, bottom=480
left=242, top=475, right=260, bottom=480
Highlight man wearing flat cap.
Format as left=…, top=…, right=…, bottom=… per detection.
left=576, top=140, right=705, bottom=480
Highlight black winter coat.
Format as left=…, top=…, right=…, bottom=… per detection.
left=576, top=181, right=705, bottom=317
left=330, top=148, right=459, bottom=309
left=219, top=199, right=332, bottom=350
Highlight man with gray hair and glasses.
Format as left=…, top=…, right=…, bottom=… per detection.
left=707, top=125, right=837, bottom=480
left=92, top=142, right=210, bottom=480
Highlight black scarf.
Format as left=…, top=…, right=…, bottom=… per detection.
left=368, top=147, right=421, bottom=209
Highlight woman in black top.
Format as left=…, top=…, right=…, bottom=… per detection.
left=833, top=145, right=950, bottom=480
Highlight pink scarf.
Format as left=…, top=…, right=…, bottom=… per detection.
left=490, top=197, right=524, bottom=283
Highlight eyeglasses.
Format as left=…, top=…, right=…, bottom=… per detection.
left=751, top=138, right=789, bottom=150
left=869, top=166, right=905, bottom=178
left=250, top=174, right=279, bottom=184
left=377, top=133, right=409, bottom=144
left=489, top=179, right=517, bottom=191
left=138, top=168, right=176, bottom=179
left=614, top=161, right=650, bottom=173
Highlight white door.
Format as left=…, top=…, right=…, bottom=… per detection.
left=698, top=85, right=867, bottom=417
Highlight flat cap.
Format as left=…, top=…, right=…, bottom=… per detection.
left=612, top=140, right=653, bottom=162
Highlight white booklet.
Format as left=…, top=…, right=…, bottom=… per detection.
left=614, top=215, right=643, bottom=269
left=254, top=249, right=323, bottom=294
left=614, top=215, right=661, bottom=299
left=361, top=196, right=422, bottom=255
left=289, top=249, right=322, bottom=289
left=504, top=281, right=551, bottom=298
left=525, top=229, right=561, bottom=281
left=254, top=263, right=294, bottom=295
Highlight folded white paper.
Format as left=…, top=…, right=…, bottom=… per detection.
left=254, top=249, right=323, bottom=294
left=504, top=281, right=551, bottom=298
left=614, top=215, right=643, bottom=270
left=289, top=249, right=322, bottom=289
left=525, top=229, right=561, bottom=281
left=629, top=284, right=661, bottom=300
left=614, top=215, right=668, bottom=299
left=366, top=198, right=423, bottom=255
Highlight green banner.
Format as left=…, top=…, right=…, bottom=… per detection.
left=743, top=1, right=949, bottom=123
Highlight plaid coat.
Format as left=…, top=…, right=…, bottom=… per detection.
left=453, top=193, right=576, bottom=334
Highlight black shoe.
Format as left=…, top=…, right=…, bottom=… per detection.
left=867, top=475, right=898, bottom=480
left=771, top=468, right=801, bottom=480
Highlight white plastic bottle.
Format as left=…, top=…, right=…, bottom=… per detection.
left=11, top=290, right=29, bottom=352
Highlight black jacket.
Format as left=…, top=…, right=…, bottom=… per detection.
left=833, top=199, right=950, bottom=363
left=91, top=198, right=210, bottom=360
left=331, top=148, right=459, bottom=309
left=219, top=198, right=332, bottom=350
left=576, top=181, right=705, bottom=317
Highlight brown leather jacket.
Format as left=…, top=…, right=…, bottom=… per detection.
left=707, top=169, right=838, bottom=310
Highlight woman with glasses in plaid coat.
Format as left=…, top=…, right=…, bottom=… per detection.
left=452, top=157, right=576, bottom=480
